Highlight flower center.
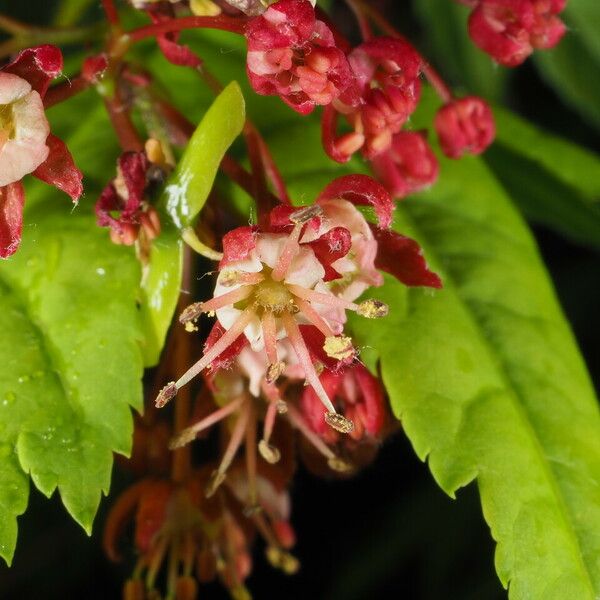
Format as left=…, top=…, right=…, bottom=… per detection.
left=252, top=272, right=294, bottom=314
left=0, top=103, right=15, bottom=148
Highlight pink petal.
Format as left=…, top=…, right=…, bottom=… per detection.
left=0, top=182, right=25, bottom=259
left=2, top=45, right=62, bottom=97
left=317, top=174, right=393, bottom=229
left=32, top=134, right=83, bottom=201
left=219, top=226, right=258, bottom=268
left=371, top=225, right=442, bottom=288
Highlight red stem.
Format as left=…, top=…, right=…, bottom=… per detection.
left=104, top=91, right=144, bottom=152
left=127, top=15, right=248, bottom=42
left=345, top=0, right=373, bottom=41
left=44, top=76, right=91, bottom=109
left=101, top=0, right=120, bottom=26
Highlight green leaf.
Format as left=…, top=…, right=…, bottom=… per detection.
left=162, top=81, right=246, bottom=229
left=257, top=98, right=600, bottom=598
left=533, top=6, right=600, bottom=131
left=412, top=0, right=510, bottom=101
left=0, top=199, right=144, bottom=565
left=140, top=82, right=246, bottom=366
left=484, top=107, right=600, bottom=247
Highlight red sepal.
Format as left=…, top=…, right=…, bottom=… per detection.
left=306, top=226, right=352, bottom=281
left=219, top=226, right=258, bottom=267
left=371, top=225, right=442, bottom=288
left=317, top=174, right=393, bottom=229
left=3, top=45, right=63, bottom=97
left=0, top=182, right=25, bottom=259
left=32, top=134, right=83, bottom=201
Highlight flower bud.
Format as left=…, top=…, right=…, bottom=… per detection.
left=434, top=96, right=495, bottom=159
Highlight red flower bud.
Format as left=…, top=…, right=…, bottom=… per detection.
left=468, top=0, right=566, bottom=67
left=371, top=131, right=439, bottom=199
left=434, top=96, right=495, bottom=158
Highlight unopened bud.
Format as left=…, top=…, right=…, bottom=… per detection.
left=258, top=440, right=281, bottom=464
left=325, top=411, right=354, bottom=434
left=145, top=138, right=167, bottom=166
left=156, top=381, right=177, bottom=408
left=323, top=335, right=355, bottom=361
left=357, top=299, right=389, bottom=319
left=266, top=361, right=286, bottom=384
left=205, top=470, right=226, bottom=497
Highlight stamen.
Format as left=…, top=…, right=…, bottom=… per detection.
left=261, top=311, right=279, bottom=365
left=175, top=307, right=256, bottom=390
left=205, top=401, right=251, bottom=498
left=245, top=403, right=258, bottom=508
left=325, top=412, right=354, bottom=434
left=281, top=312, right=337, bottom=415
left=169, top=397, right=245, bottom=449
left=276, top=400, right=288, bottom=414
left=271, top=223, right=303, bottom=282
left=220, top=270, right=265, bottom=287
left=193, top=286, right=254, bottom=315
left=294, top=297, right=336, bottom=337
left=356, top=299, right=389, bottom=318
left=156, top=381, right=178, bottom=408
left=327, top=456, right=355, bottom=473
left=258, top=439, right=281, bottom=464
left=289, top=204, right=322, bottom=224
left=286, top=404, right=336, bottom=461
left=323, top=335, right=355, bottom=361
left=179, top=303, right=203, bottom=326
left=266, top=361, right=286, bottom=384
left=287, top=284, right=359, bottom=311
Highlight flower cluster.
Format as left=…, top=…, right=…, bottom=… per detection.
left=466, top=0, right=566, bottom=66
left=243, top=0, right=496, bottom=199
left=0, top=0, right=570, bottom=597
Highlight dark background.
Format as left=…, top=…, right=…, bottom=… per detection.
left=0, top=0, right=598, bottom=598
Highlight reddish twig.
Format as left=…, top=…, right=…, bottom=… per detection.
left=102, top=0, right=120, bottom=26
left=127, top=15, right=248, bottom=43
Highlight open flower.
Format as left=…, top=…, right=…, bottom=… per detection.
left=0, top=45, right=83, bottom=258
left=156, top=175, right=441, bottom=432
left=245, top=0, right=357, bottom=114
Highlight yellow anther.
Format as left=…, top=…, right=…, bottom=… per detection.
left=323, top=335, right=355, bottom=361
left=325, top=411, right=354, bottom=434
